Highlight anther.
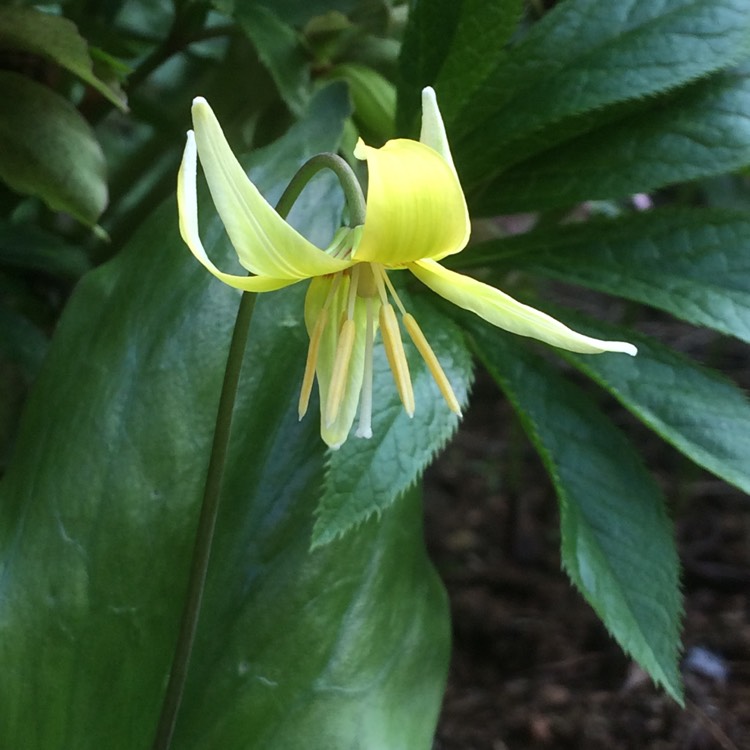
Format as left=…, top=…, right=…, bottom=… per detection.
left=403, top=313, right=462, bottom=415
left=298, top=308, right=328, bottom=419
left=380, top=303, right=415, bottom=416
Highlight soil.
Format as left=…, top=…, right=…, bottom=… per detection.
left=425, top=367, right=750, bottom=750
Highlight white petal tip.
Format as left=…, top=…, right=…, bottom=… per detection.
left=355, top=427, right=373, bottom=439
left=192, top=96, right=209, bottom=108
left=607, top=342, right=638, bottom=356
left=422, top=86, right=437, bottom=102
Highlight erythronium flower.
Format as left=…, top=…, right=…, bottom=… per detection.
left=178, top=88, right=636, bottom=448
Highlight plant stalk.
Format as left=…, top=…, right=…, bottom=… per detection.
left=150, top=150, right=366, bottom=750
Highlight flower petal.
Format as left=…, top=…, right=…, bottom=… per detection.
left=352, top=138, right=470, bottom=265
left=410, top=260, right=638, bottom=355
left=190, top=97, right=353, bottom=279
left=419, top=86, right=457, bottom=175
left=178, top=131, right=300, bottom=292
left=304, top=276, right=366, bottom=448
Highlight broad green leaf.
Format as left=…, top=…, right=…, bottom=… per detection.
left=472, top=72, right=750, bottom=213
left=556, top=314, right=750, bottom=496
left=434, top=0, right=522, bottom=119
left=467, top=319, right=683, bottom=702
left=0, top=86, right=449, bottom=750
left=449, top=0, right=750, bottom=185
left=0, top=220, right=90, bottom=279
left=0, top=72, right=108, bottom=226
left=235, top=3, right=310, bottom=116
left=397, top=0, right=521, bottom=132
left=397, top=0, right=463, bottom=130
left=313, top=293, right=473, bottom=547
left=0, top=6, right=126, bottom=110
left=457, top=209, right=750, bottom=345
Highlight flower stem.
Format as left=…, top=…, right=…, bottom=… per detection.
left=150, top=290, right=256, bottom=750
left=275, top=153, right=367, bottom=227
left=151, top=152, right=365, bottom=750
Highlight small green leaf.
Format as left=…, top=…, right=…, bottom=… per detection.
left=467, top=319, right=683, bottom=703
left=235, top=3, right=310, bottom=116
left=458, top=209, right=750, bottom=345
left=0, top=72, right=108, bottom=226
left=472, top=71, right=750, bottom=213
left=313, top=293, right=473, bottom=547
left=557, top=314, right=750, bottom=496
left=451, top=0, right=750, bottom=185
left=0, top=6, right=127, bottom=110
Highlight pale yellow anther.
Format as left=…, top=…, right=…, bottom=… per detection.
left=379, top=303, right=415, bottom=416
left=403, top=313, right=462, bottom=416
left=298, top=308, right=329, bottom=419
left=326, top=318, right=357, bottom=426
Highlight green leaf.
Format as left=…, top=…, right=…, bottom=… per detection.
left=449, top=0, right=750, bottom=186
left=397, top=0, right=521, bottom=132
left=556, top=314, right=750, bottom=496
left=0, top=85, right=449, bottom=750
left=313, top=292, right=474, bottom=547
left=434, top=0, right=522, bottom=119
left=458, top=209, right=750, bottom=345
left=0, top=6, right=127, bottom=110
left=0, top=220, right=91, bottom=279
left=214, top=0, right=359, bottom=26
left=235, top=3, right=310, bottom=116
left=472, top=71, right=750, bottom=213
left=467, top=319, right=683, bottom=703
left=0, top=305, right=48, bottom=378
left=0, top=72, right=108, bottom=226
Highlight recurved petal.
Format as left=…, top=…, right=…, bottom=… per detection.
left=178, top=133, right=300, bottom=292
left=419, top=86, right=457, bottom=174
left=304, top=276, right=366, bottom=448
left=410, top=260, right=638, bottom=356
left=190, top=97, right=353, bottom=279
left=352, top=138, right=470, bottom=265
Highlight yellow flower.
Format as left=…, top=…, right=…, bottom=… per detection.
left=178, top=88, right=636, bottom=448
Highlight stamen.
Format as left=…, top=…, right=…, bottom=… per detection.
left=355, top=297, right=375, bottom=438
left=371, top=264, right=390, bottom=307
left=381, top=268, right=407, bottom=316
left=298, top=275, right=341, bottom=420
left=380, top=303, right=415, bottom=417
left=403, top=313, right=462, bottom=415
left=346, top=264, right=360, bottom=320
left=326, top=318, right=356, bottom=426
left=298, top=308, right=328, bottom=419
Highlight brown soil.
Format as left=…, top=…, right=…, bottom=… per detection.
left=425, top=370, right=750, bottom=750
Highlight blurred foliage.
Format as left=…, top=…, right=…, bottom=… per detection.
left=2, top=0, right=750, bottom=747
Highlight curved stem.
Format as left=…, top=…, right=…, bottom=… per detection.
left=275, top=153, right=367, bottom=227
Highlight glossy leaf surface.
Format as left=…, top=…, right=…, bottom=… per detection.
left=0, top=87, right=450, bottom=750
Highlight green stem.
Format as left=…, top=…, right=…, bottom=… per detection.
left=150, top=151, right=365, bottom=750
left=150, top=291, right=256, bottom=750
left=275, top=153, right=367, bottom=227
